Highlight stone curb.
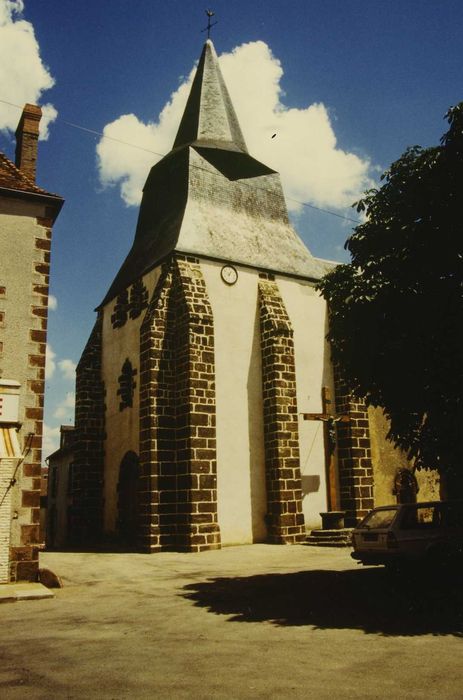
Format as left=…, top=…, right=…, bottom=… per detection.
left=0, top=582, right=54, bottom=604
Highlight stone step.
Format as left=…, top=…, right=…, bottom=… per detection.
left=305, top=539, right=352, bottom=547
left=305, top=528, right=353, bottom=548
left=305, top=540, right=352, bottom=548
left=310, top=528, right=353, bottom=538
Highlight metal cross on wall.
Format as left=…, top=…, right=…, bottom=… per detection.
left=301, top=386, right=350, bottom=511
left=202, top=9, right=218, bottom=39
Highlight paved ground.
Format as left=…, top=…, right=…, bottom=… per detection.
left=1, top=544, right=462, bottom=699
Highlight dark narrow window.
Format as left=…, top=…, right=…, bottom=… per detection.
left=117, top=358, right=137, bottom=410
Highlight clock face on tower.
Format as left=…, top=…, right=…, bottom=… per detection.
left=220, top=264, right=238, bottom=285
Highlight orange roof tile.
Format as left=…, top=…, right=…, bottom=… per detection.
left=0, top=151, right=61, bottom=199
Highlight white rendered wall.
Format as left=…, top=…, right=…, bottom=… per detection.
left=278, top=277, right=332, bottom=529
left=101, top=267, right=161, bottom=532
left=202, top=261, right=332, bottom=541
left=0, top=199, right=50, bottom=548
left=201, top=260, right=266, bottom=545
left=0, top=459, right=14, bottom=581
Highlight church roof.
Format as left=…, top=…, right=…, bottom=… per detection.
left=100, top=40, right=324, bottom=307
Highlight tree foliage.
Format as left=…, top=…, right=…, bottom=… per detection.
left=318, top=104, right=463, bottom=480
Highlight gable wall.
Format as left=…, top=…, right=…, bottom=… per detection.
left=99, top=255, right=333, bottom=544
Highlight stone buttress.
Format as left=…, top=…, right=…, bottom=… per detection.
left=71, top=316, right=106, bottom=543
left=139, top=255, right=220, bottom=552
left=258, top=277, right=306, bottom=543
left=333, top=368, right=374, bottom=525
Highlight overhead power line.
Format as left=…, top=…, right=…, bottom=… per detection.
left=0, top=98, right=362, bottom=225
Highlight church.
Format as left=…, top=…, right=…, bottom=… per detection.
left=70, top=40, right=439, bottom=553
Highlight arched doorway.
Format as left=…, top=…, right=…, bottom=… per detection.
left=116, top=451, right=140, bottom=547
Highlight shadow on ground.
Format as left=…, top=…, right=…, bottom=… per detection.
left=182, top=566, right=463, bottom=636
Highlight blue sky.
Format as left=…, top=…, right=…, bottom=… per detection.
left=0, top=0, right=462, bottom=455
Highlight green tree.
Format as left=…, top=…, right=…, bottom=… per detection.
left=318, top=103, right=463, bottom=489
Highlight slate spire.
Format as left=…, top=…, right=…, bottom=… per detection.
left=173, top=40, right=248, bottom=153
left=100, top=38, right=324, bottom=307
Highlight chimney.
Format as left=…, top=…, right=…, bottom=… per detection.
left=15, top=104, right=42, bottom=182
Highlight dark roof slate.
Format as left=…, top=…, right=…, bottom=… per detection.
left=99, top=40, right=324, bottom=307
left=173, top=40, right=248, bottom=153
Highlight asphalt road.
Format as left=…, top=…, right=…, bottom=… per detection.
left=1, top=544, right=462, bottom=699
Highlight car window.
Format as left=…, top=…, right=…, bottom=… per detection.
left=358, top=509, right=398, bottom=529
left=400, top=505, right=439, bottom=529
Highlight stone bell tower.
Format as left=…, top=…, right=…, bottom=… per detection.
left=72, top=40, right=339, bottom=552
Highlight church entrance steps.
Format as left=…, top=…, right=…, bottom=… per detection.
left=305, top=528, right=353, bottom=547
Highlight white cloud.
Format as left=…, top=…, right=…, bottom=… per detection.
left=45, top=343, right=56, bottom=380
left=48, top=294, right=57, bottom=310
left=58, top=358, right=76, bottom=381
left=38, top=102, right=57, bottom=141
left=53, top=391, right=75, bottom=419
left=0, top=0, right=57, bottom=140
left=42, top=422, right=60, bottom=458
left=97, top=41, right=374, bottom=212
left=46, top=344, right=76, bottom=382
left=0, top=0, right=23, bottom=25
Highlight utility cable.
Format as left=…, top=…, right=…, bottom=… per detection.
left=0, top=97, right=362, bottom=225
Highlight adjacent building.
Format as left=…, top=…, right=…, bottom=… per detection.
left=46, top=425, right=75, bottom=548
left=0, top=105, right=63, bottom=581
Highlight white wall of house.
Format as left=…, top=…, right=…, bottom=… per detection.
left=0, top=197, right=51, bottom=550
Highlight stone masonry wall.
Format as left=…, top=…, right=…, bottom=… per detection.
left=258, top=276, right=305, bottom=543
left=139, top=254, right=220, bottom=552
left=138, top=265, right=171, bottom=552
left=71, top=315, right=105, bottom=543
left=333, top=367, right=374, bottom=525
left=173, top=256, right=220, bottom=551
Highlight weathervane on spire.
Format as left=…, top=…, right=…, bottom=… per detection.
left=202, top=9, right=217, bottom=39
